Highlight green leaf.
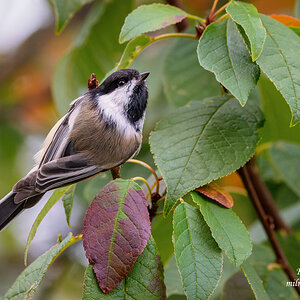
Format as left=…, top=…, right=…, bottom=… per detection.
left=266, top=268, right=299, bottom=300
left=82, top=236, right=166, bottom=299
left=277, top=232, right=300, bottom=272
left=62, top=184, right=76, bottom=227
left=53, top=0, right=133, bottom=115
left=290, top=26, right=300, bottom=36
left=198, top=19, right=260, bottom=106
left=119, top=4, right=189, bottom=43
left=150, top=96, right=264, bottom=215
left=164, top=256, right=184, bottom=297
left=3, top=233, right=81, bottom=300
left=258, top=76, right=300, bottom=144
left=50, top=0, right=94, bottom=34
left=269, top=141, right=300, bottom=197
left=24, top=186, right=71, bottom=266
left=163, top=35, right=220, bottom=107
left=248, top=243, right=298, bottom=299
left=240, top=260, right=269, bottom=300
left=117, top=35, right=153, bottom=70
left=151, top=212, right=174, bottom=266
left=296, top=0, right=300, bottom=18
left=226, top=1, right=266, bottom=61
left=256, top=15, right=300, bottom=126
left=191, top=192, right=252, bottom=266
left=173, top=202, right=222, bottom=299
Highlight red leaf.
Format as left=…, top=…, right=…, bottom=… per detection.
left=269, top=14, right=300, bottom=27
left=195, top=182, right=234, bottom=208
left=83, top=179, right=151, bottom=293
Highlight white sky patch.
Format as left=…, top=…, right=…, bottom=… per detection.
left=0, top=0, right=52, bottom=53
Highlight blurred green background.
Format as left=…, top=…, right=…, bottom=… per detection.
left=0, top=0, right=299, bottom=299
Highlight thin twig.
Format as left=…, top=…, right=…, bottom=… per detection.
left=210, top=0, right=219, bottom=18
left=131, top=177, right=152, bottom=199
left=238, top=163, right=300, bottom=295
left=127, top=159, right=160, bottom=195
left=212, top=2, right=230, bottom=19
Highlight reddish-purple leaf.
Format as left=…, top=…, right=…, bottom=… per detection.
left=83, top=179, right=151, bottom=293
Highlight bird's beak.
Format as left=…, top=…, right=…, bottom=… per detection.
left=139, top=72, right=150, bottom=81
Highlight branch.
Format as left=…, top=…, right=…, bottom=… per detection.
left=111, top=167, right=121, bottom=179
left=238, top=163, right=300, bottom=295
left=246, top=160, right=290, bottom=233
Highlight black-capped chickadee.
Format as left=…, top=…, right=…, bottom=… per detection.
left=0, top=69, right=150, bottom=230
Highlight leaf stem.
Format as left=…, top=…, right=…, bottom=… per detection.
left=216, top=13, right=230, bottom=22
left=187, top=14, right=206, bottom=23
left=255, top=142, right=272, bottom=155
left=131, top=176, right=152, bottom=200
left=127, top=159, right=160, bottom=195
left=238, top=163, right=299, bottom=295
left=210, top=0, right=219, bottom=18
left=153, top=32, right=198, bottom=42
left=212, top=2, right=230, bottom=19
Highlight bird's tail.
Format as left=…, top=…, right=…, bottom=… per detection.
left=0, top=192, right=24, bottom=231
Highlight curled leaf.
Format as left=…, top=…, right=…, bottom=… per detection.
left=195, top=182, right=234, bottom=208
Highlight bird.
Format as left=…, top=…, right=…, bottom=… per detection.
left=0, top=69, right=150, bottom=231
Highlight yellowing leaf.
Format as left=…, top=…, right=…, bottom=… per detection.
left=195, top=182, right=234, bottom=208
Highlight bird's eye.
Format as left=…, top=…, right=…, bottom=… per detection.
left=118, top=80, right=126, bottom=87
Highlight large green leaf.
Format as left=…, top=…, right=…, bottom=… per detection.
left=150, top=96, right=264, bottom=215
left=197, top=19, right=260, bottom=106
left=119, top=4, right=188, bottom=43
left=50, top=0, right=94, bottom=34
left=269, top=141, right=300, bottom=197
left=82, top=236, right=166, bottom=299
left=226, top=1, right=266, bottom=61
left=24, top=185, right=71, bottom=265
left=163, top=36, right=220, bottom=107
left=256, top=15, right=300, bottom=126
left=240, top=260, right=269, bottom=300
left=173, top=202, right=222, bottom=299
left=191, top=192, right=252, bottom=266
left=3, top=233, right=81, bottom=300
left=53, top=0, right=133, bottom=115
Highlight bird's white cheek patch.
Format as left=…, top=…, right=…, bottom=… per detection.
left=96, top=82, right=137, bottom=137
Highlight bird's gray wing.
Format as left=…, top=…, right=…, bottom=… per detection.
left=38, top=96, right=84, bottom=165
left=13, top=96, right=102, bottom=202
left=36, top=154, right=101, bottom=192
left=13, top=154, right=101, bottom=203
